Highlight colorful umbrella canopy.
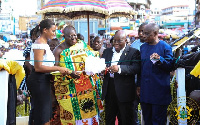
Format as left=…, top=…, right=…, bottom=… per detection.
left=39, top=0, right=69, bottom=14
left=37, top=0, right=136, bottom=44
left=106, top=0, right=135, bottom=18
left=37, top=0, right=136, bottom=19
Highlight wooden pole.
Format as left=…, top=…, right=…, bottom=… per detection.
left=41, top=0, right=44, bottom=19
left=87, top=13, right=90, bottom=45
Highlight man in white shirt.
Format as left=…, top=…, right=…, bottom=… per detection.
left=102, top=30, right=141, bottom=125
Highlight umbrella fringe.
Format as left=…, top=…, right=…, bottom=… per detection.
left=44, top=14, right=107, bottom=20
left=43, top=14, right=133, bottom=20
left=37, top=7, right=65, bottom=14
left=108, top=7, right=137, bottom=15
left=109, top=14, right=133, bottom=18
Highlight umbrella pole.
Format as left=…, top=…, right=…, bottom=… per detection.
left=87, top=13, right=90, bottom=45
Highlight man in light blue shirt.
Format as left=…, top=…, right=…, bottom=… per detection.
left=131, top=39, right=143, bottom=51
left=131, top=23, right=148, bottom=51
left=130, top=22, right=148, bottom=125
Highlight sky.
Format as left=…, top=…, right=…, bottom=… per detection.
left=12, top=0, right=38, bottom=16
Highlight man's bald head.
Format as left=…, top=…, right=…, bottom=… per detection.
left=143, top=23, right=159, bottom=44
left=63, top=25, right=77, bottom=46
left=115, top=30, right=126, bottom=39
left=63, top=25, right=76, bottom=35
left=145, top=23, right=159, bottom=34
left=139, top=22, right=148, bottom=29
left=113, top=30, right=127, bottom=52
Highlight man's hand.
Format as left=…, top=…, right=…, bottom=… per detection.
left=136, top=87, right=140, bottom=98
left=150, top=53, right=160, bottom=60
left=101, top=67, right=109, bottom=75
left=109, top=65, right=119, bottom=73
left=70, top=71, right=80, bottom=79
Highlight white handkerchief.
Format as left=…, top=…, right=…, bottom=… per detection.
left=85, top=56, right=106, bottom=75
left=151, top=59, right=158, bottom=64
left=110, top=73, right=114, bottom=78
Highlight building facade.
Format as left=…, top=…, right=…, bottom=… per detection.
left=162, top=5, right=190, bottom=16
left=127, top=0, right=151, bottom=19
left=0, top=0, right=19, bottom=34
left=161, top=5, right=194, bottom=29
left=148, top=8, right=162, bottom=25
left=18, top=16, right=38, bottom=31
left=148, top=5, right=194, bottom=29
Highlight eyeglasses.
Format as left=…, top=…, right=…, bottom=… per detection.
left=113, top=39, right=125, bottom=43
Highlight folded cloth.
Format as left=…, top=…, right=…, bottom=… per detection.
left=190, top=61, right=200, bottom=78
left=0, top=59, right=25, bottom=89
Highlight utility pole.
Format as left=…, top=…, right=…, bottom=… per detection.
left=0, top=0, right=2, bottom=13
left=188, top=7, right=190, bottom=30
left=195, top=0, right=197, bottom=27
left=41, top=0, right=44, bottom=8
left=40, top=0, right=44, bottom=19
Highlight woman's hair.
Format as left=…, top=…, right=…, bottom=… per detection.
left=49, top=38, right=59, bottom=44
left=32, top=19, right=55, bottom=39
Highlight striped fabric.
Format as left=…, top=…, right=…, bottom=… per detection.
left=66, top=0, right=107, bottom=9
left=19, top=76, right=28, bottom=91
left=106, top=0, right=132, bottom=8
left=105, top=0, right=135, bottom=17
left=42, top=0, right=69, bottom=10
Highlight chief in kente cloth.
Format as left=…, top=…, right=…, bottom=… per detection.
left=53, top=25, right=103, bottom=125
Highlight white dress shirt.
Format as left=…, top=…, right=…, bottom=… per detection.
left=110, top=45, right=126, bottom=77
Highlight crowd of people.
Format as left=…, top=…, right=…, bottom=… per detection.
left=0, top=19, right=200, bottom=125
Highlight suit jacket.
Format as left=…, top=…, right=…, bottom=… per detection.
left=102, top=46, right=141, bottom=102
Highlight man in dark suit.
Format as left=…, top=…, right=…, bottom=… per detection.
left=102, top=30, right=141, bottom=125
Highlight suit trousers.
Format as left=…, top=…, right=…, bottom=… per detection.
left=105, top=78, right=135, bottom=125
left=141, top=102, right=168, bottom=125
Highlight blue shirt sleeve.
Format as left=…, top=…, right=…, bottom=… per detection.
left=156, top=45, right=174, bottom=72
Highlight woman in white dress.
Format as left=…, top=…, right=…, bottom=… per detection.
left=27, top=19, right=74, bottom=125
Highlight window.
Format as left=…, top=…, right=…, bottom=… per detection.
left=110, top=17, right=119, bottom=23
